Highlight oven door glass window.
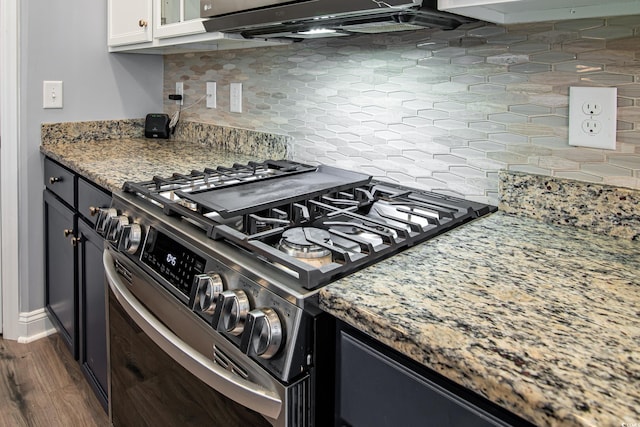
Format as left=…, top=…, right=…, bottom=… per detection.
left=108, top=289, right=272, bottom=426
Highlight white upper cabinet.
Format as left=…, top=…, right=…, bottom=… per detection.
left=438, top=0, right=640, bottom=24
left=108, top=0, right=287, bottom=53
left=108, top=0, right=153, bottom=46
left=154, top=0, right=205, bottom=39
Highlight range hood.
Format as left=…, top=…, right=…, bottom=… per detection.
left=201, top=0, right=475, bottom=40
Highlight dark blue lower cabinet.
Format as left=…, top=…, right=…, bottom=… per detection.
left=78, top=219, right=108, bottom=411
left=335, top=323, right=532, bottom=427
left=43, top=157, right=111, bottom=414
left=44, top=190, right=78, bottom=359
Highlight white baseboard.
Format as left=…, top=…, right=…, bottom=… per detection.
left=17, top=308, right=57, bottom=343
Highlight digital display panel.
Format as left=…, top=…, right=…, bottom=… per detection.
left=141, top=228, right=205, bottom=299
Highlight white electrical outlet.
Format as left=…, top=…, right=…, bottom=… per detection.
left=206, top=82, right=217, bottom=109
left=230, top=83, right=242, bottom=113
left=175, top=82, right=184, bottom=105
left=582, top=102, right=602, bottom=116
left=582, top=120, right=601, bottom=135
left=43, top=81, right=63, bottom=109
left=568, top=87, right=617, bottom=150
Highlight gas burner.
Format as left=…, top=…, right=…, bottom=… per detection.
left=278, top=228, right=333, bottom=267
left=330, top=222, right=390, bottom=248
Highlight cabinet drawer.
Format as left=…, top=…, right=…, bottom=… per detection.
left=78, top=178, right=111, bottom=225
left=45, top=158, right=75, bottom=206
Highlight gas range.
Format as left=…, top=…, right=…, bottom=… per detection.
left=98, top=159, right=496, bottom=426
left=113, top=160, right=495, bottom=289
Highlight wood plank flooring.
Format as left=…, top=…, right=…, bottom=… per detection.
left=0, top=334, right=109, bottom=427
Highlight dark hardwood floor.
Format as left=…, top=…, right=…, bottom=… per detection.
left=0, top=334, right=109, bottom=426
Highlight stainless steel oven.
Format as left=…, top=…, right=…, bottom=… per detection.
left=105, top=247, right=310, bottom=426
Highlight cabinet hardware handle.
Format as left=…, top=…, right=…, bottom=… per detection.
left=49, top=176, right=62, bottom=184
left=89, top=206, right=100, bottom=216
left=138, top=19, right=148, bottom=28
left=71, top=237, right=83, bottom=247
left=63, top=229, right=74, bottom=238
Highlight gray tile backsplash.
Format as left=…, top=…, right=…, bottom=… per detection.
left=164, top=15, right=640, bottom=205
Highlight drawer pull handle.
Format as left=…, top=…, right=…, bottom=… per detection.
left=63, top=229, right=74, bottom=238
left=49, top=176, right=62, bottom=184
left=138, top=19, right=148, bottom=28
left=89, top=206, right=100, bottom=216
left=71, top=237, right=83, bottom=247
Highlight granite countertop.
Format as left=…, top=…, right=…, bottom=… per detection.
left=40, top=119, right=290, bottom=192
left=320, top=179, right=640, bottom=427
left=41, top=127, right=639, bottom=427
left=41, top=138, right=272, bottom=192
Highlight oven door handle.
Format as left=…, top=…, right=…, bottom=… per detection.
left=104, top=251, right=283, bottom=421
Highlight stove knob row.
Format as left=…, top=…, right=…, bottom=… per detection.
left=95, top=208, right=144, bottom=254
left=210, top=288, right=284, bottom=360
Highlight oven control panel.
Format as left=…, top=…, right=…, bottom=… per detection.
left=140, top=227, right=206, bottom=298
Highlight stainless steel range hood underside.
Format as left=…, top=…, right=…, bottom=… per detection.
left=201, top=0, right=476, bottom=40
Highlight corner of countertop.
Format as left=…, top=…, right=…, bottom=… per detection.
left=40, top=118, right=291, bottom=161
left=172, top=120, right=290, bottom=159
left=498, top=169, right=640, bottom=240
left=41, top=119, right=145, bottom=145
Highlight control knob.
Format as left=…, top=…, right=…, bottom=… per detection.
left=240, top=308, right=284, bottom=360
left=194, top=273, right=224, bottom=315
left=213, top=290, right=250, bottom=336
left=118, top=223, right=143, bottom=254
left=106, top=215, right=129, bottom=243
left=95, top=208, right=117, bottom=236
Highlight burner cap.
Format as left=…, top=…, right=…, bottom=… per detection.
left=278, top=228, right=332, bottom=260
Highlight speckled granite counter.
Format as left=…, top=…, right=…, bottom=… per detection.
left=320, top=173, right=640, bottom=427
left=40, top=138, right=275, bottom=193
left=40, top=119, right=290, bottom=192
left=500, top=171, right=640, bottom=241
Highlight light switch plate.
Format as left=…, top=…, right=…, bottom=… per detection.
left=568, top=87, right=617, bottom=150
left=43, top=80, right=63, bottom=109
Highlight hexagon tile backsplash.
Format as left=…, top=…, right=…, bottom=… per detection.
left=164, top=15, right=640, bottom=205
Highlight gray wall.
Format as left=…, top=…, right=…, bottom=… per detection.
left=20, top=1, right=163, bottom=311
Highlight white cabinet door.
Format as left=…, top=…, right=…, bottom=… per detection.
left=107, top=0, right=286, bottom=53
left=154, top=0, right=205, bottom=39
left=108, top=0, right=153, bottom=46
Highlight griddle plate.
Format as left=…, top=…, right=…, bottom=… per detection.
left=177, top=165, right=371, bottom=218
